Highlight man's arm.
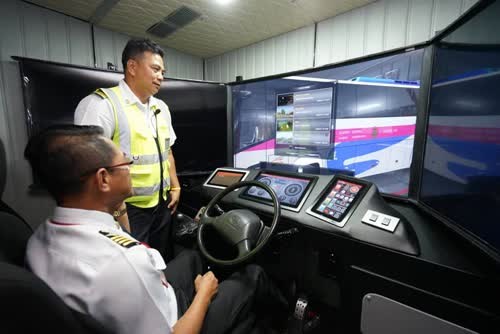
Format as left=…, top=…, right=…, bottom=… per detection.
left=173, top=272, right=218, bottom=334
left=74, top=94, right=115, bottom=138
left=114, top=202, right=130, bottom=233
left=167, top=149, right=181, bottom=213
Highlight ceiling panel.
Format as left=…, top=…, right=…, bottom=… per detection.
left=27, top=0, right=376, bottom=58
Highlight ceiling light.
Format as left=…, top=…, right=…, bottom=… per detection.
left=284, top=76, right=334, bottom=82
left=215, top=0, right=234, bottom=5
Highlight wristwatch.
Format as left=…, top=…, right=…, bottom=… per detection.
left=113, top=207, right=127, bottom=219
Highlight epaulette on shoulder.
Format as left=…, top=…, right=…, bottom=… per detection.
left=99, top=231, right=140, bottom=248
left=93, top=89, right=107, bottom=99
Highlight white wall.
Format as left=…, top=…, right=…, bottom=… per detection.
left=0, top=0, right=203, bottom=226
left=205, top=0, right=478, bottom=82
left=205, top=24, right=315, bottom=83
left=93, top=26, right=203, bottom=79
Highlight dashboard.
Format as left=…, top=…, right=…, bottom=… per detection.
left=202, top=167, right=420, bottom=256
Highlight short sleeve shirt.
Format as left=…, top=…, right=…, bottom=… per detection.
left=74, top=80, right=176, bottom=145
left=26, top=207, right=178, bottom=334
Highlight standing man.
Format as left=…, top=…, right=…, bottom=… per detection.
left=75, top=38, right=180, bottom=260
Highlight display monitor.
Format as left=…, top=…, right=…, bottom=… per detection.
left=240, top=171, right=316, bottom=211
left=16, top=57, right=227, bottom=174
left=231, top=49, right=423, bottom=197
left=275, top=88, right=334, bottom=157
left=420, top=15, right=500, bottom=258
left=307, top=177, right=368, bottom=227
left=204, top=168, right=249, bottom=189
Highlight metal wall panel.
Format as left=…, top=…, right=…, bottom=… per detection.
left=206, top=0, right=478, bottom=81
left=363, top=1, right=386, bottom=56
left=384, top=0, right=409, bottom=51
left=94, top=26, right=116, bottom=69
left=317, top=0, right=477, bottom=67
left=407, top=1, right=433, bottom=45
left=67, top=17, right=93, bottom=67
left=205, top=24, right=314, bottom=82
left=46, top=10, right=70, bottom=64
left=21, top=1, right=50, bottom=61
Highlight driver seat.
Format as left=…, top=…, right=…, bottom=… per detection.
left=0, top=212, right=113, bottom=333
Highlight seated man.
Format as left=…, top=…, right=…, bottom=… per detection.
left=24, top=124, right=286, bottom=334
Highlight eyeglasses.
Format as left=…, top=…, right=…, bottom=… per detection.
left=80, top=160, right=133, bottom=178
left=104, top=160, right=134, bottom=171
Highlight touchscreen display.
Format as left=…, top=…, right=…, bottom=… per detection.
left=313, top=179, right=364, bottom=221
left=207, top=170, right=246, bottom=187
left=243, top=173, right=312, bottom=208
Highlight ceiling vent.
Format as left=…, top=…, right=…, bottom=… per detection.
left=147, top=6, right=201, bottom=38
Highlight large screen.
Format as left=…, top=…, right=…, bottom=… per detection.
left=241, top=171, right=315, bottom=211
left=231, top=50, right=422, bottom=197
left=420, top=46, right=500, bottom=254
left=16, top=57, right=227, bottom=173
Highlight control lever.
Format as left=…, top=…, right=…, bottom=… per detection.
left=194, top=207, right=206, bottom=223
left=194, top=205, right=224, bottom=223
left=276, top=227, right=299, bottom=239
left=213, top=204, right=224, bottom=215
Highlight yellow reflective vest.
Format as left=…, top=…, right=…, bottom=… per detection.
left=95, top=86, right=170, bottom=208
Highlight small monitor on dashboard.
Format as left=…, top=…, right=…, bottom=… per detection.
left=204, top=168, right=250, bottom=189
left=307, top=176, right=369, bottom=227
left=240, top=171, right=316, bottom=211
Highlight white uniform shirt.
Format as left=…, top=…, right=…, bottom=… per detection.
left=26, top=207, right=178, bottom=334
left=74, top=79, right=177, bottom=144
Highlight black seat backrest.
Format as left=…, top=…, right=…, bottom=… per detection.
left=0, top=136, right=6, bottom=197
left=0, top=211, right=33, bottom=265
left=0, top=212, right=113, bottom=334
left=0, top=261, right=91, bottom=333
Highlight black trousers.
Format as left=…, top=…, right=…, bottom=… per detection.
left=126, top=196, right=174, bottom=262
left=164, top=250, right=286, bottom=334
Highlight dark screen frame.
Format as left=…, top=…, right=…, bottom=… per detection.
left=306, top=175, right=370, bottom=227
left=239, top=170, right=317, bottom=212
left=204, top=168, right=249, bottom=189
left=14, top=56, right=227, bottom=179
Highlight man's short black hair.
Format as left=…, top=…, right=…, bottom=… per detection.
left=122, top=38, right=165, bottom=71
left=24, top=124, right=115, bottom=202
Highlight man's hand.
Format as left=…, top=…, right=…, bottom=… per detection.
left=194, top=271, right=218, bottom=300
left=173, top=271, right=219, bottom=334
left=195, top=274, right=202, bottom=292
left=168, top=189, right=180, bottom=213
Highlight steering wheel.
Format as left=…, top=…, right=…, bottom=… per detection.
left=197, top=180, right=281, bottom=266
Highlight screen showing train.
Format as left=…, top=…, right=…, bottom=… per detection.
left=241, top=172, right=314, bottom=209
left=311, top=178, right=365, bottom=222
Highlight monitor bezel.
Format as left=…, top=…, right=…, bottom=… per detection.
left=203, top=168, right=250, bottom=190
left=306, top=175, right=370, bottom=227
left=239, top=169, right=317, bottom=212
